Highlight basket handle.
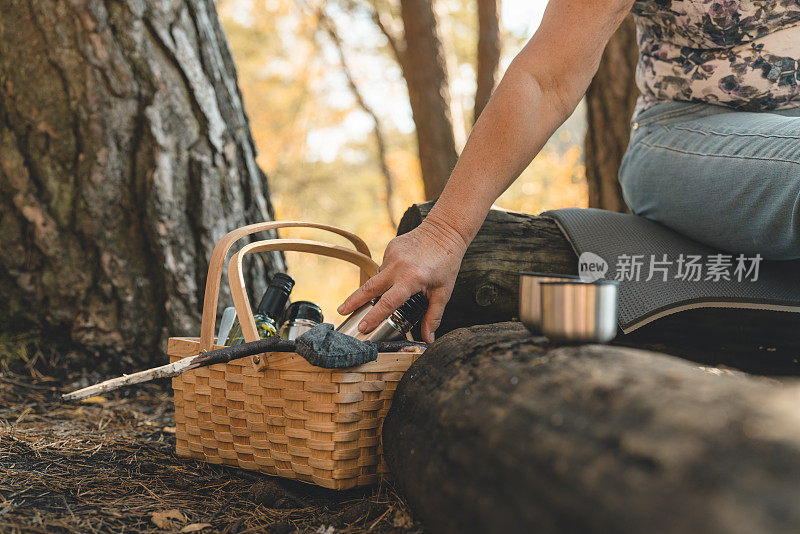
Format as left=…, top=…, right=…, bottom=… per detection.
left=199, top=221, right=372, bottom=352
left=227, top=239, right=380, bottom=348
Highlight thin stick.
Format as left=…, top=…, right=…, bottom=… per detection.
left=62, top=338, right=425, bottom=402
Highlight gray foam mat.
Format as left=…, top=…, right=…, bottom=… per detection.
left=542, top=208, right=800, bottom=333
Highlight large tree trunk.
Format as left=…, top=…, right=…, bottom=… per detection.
left=474, top=0, right=501, bottom=122
left=0, top=0, right=284, bottom=363
left=584, top=15, right=639, bottom=212
left=384, top=322, right=800, bottom=534
left=397, top=0, right=459, bottom=200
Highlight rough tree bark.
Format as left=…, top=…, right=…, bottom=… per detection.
left=584, top=15, right=639, bottom=212
left=474, top=0, right=501, bottom=122
left=384, top=322, right=800, bottom=534
left=0, top=0, right=284, bottom=362
left=371, top=0, right=458, bottom=200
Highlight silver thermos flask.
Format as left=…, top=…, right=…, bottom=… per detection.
left=336, top=293, right=428, bottom=341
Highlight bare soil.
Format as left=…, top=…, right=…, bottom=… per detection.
left=0, top=350, right=423, bottom=534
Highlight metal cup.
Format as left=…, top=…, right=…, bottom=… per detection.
left=519, top=272, right=581, bottom=334
left=539, top=280, right=619, bottom=343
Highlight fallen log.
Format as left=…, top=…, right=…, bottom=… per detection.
left=397, top=202, right=577, bottom=335
left=398, top=203, right=800, bottom=374
left=383, top=322, right=800, bottom=534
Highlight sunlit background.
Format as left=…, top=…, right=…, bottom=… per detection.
left=219, top=0, right=587, bottom=322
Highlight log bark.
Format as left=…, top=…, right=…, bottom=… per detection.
left=383, top=322, right=800, bottom=534
left=584, top=15, right=639, bottom=212
left=398, top=202, right=800, bottom=374
left=0, top=0, right=284, bottom=363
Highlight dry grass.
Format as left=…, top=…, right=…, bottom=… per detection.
left=0, top=357, right=423, bottom=534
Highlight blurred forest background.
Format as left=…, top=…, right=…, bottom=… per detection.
left=1, top=0, right=635, bottom=361
left=218, top=0, right=588, bottom=319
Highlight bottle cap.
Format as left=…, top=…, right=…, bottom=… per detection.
left=270, top=272, right=295, bottom=293
left=282, top=301, right=323, bottom=325
left=394, top=292, right=428, bottom=327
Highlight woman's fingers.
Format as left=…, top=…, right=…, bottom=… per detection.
left=420, top=288, right=449, bottom=344
left=337, top=269, right=392, bottom=316
left=357, top=284, right=414, bottom=334
left=337, top=224, right=466, bottom=340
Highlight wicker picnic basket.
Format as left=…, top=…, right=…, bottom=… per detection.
left=168, top=221, right=424, bottom=490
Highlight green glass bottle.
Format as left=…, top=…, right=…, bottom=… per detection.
left=225, top=273, right=295, bottom=346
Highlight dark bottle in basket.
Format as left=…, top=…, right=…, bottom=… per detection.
left=226, top=273, right=295, bottom=346
left=279, top=301, right=323, bottom=340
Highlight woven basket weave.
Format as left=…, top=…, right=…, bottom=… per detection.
left=169, top=221, right=423, bottom=490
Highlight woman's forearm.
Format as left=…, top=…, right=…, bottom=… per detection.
left=425, top=64, right=576, bottom=244
left=425, top=0, right=633, bottom=245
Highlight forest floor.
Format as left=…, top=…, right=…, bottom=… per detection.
left=0, top=348, right=423, bottom=534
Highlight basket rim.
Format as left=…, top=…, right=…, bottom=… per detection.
left=168, top=336, right=423, bottom=372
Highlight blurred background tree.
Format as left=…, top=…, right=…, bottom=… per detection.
left=585, top=15, right=639, bottom=213
left=219, top=0, right=636, bottom=321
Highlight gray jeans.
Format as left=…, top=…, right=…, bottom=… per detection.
left=619, top=101, right=800, bottom=260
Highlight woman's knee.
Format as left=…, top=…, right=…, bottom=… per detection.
left=618, top=107, right=800, bottom=259
left=761, top=184, right=800, bottom=260
left=619, top=164, right=800, bottom=259
left=617, top=141, right=676, bottom=220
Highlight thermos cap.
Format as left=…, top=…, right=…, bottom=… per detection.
left=394, top=292, right=428, bottom=326
left=270, top=272, right=295, bottom=293
left=283, top=301, right=323, bottom=325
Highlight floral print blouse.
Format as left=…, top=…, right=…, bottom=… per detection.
left=631, top=0, right=800, bottom=116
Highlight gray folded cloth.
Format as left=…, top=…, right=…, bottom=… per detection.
left=295, top=323, right=378, bottom=368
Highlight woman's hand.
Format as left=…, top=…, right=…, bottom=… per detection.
left=337, top=214, right=469, bottom=344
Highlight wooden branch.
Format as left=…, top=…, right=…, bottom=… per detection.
left=383, top=322, right=800, bottom=534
